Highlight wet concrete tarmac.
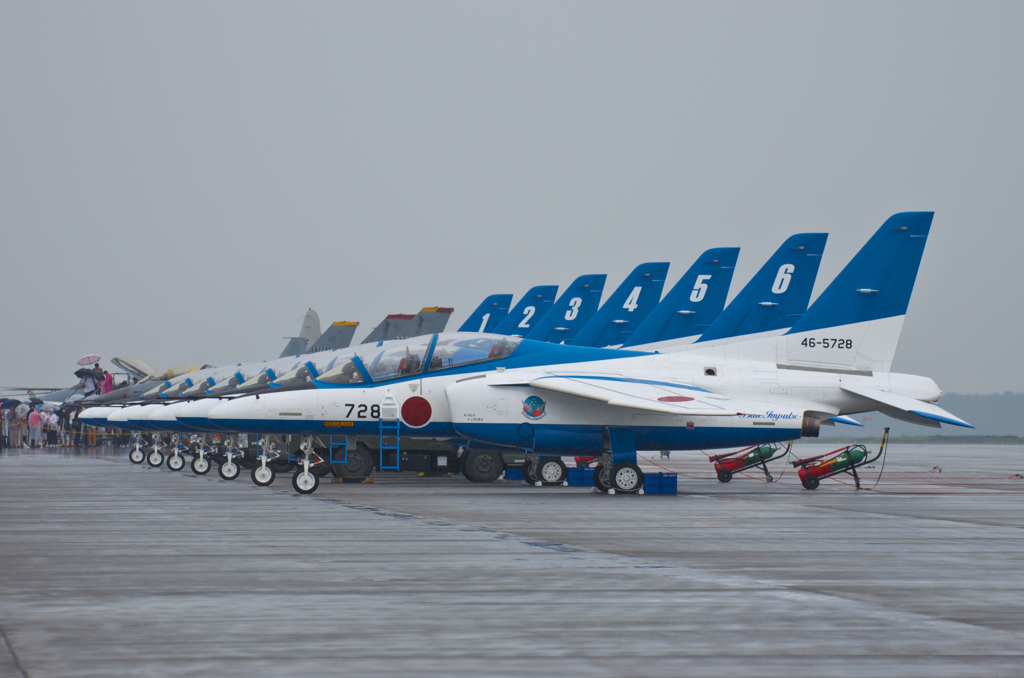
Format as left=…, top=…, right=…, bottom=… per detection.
left=0, top=444, right=1022, bottom=677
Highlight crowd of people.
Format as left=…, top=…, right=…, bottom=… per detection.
left=1, top=404, right=133, bottom=449
left=0, top=362, right=141, bottom=449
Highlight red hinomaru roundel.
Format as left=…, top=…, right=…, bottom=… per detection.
left=401, top=396, right=432, bottom=427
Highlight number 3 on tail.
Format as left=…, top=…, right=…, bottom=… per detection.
left=564, top=297, right=582, bottom=321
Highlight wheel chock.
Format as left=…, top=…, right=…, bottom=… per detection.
left=331, top=477, right=344, bottom=484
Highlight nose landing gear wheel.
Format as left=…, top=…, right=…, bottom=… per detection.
left=611, top=461, right=644, bottom=494
left=801, top=475, right=820, bottom=490
left=129, top=448, right=145, bottom=464
left=522, top=463, right=538, bottom=485
left=717, top=469, right=733, bottom=483
left=218, top=461, right=239, bottom=480
left=167, top=455, right=185, bottom=472
left=252, top=465, right=275, bottom=486
left=191, top=456, right=211, bottom=475
left=593, top=466, right=611, bottom=493
left=147, top=450, right=164, bottom=467
left=538, top=457, right=568, bottom=485
left=292, top=469, right=319, bottom=494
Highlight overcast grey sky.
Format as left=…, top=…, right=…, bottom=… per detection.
left=2, top=1, right=1022, bottom=395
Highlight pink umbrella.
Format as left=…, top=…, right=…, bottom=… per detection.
left=77, top=354, right=101, bottom=366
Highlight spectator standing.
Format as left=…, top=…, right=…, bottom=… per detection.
left=8, top=409, right=23, bottom=448
left=46, top=410, right=59, bottom=447
left=71, top=408, right=83, bottom=446
left=100, top=371, right=113, bottom=395
left=28, top=406, right=42, bottom=448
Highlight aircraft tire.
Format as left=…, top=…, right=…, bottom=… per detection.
left=129, top=448, right=145, bottom=464
left=218, top=461, right=240, bottom=481
left=331, top=444, right=373, bottom=480
left=167, top=454, right=185, bottom=472
left=251, top=465, right=276, bottom=487
left=463, top=450, right=503, bottom=483
left=147, top=450, right=164, bottom=468
left=801, top=475, right=820, bottom=490
left=538, top=457, right=567, bottom=485
left=270, top=459, right=295, bottom=473
left=593, top=466, right=611, bottom=493
left=717, top=470, right=733, bottom=483
left=521, top=463, right=538, bottom=485
left=191, top=456, right=211, bottom=475
left=611, top=462, right=644, bottom=494
left=292, top=469, right=319, bottom=495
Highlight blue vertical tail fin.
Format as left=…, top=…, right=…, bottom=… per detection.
left=694, top=233, right=827, bottom=345
left=525, top=275, right=607, bottom=344
left=782, top=212, right=933, bottom=373
left=492, top=285, right=558, bottom=337
left=571, top=262, right=670, bottom=347
left=622, top=248, right=739, bottom=349
left=458, top=294, right=513, bottom=333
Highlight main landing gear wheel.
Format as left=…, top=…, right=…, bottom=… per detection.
left=611, top=461, right=644, bottom=494
left=522, top=463, right=538, bottom=485
left=463, top=450, right=503, bottom=483
left=167, top=455, right=185, bottom=472
left=331, top=443, right=373, bottom=481
left=801, top=475, right=820, bottom=490
left=292, top=469, right=319, bottom=494
left=191, top=456, right=211, bottom=475
left=129, top=448, right=145, bottom=464
left=593, top=466, right=611, bottom=493
left=717, top=469, right=733, bottom=483
left=270, top=459, right=296, bottom=474
left=147, top=450, right=164, bottom=467
left=252, top=465, right=276, bottom=487
left=538, top=457, right=568, bottom=485
left=218, top=461, right=240, bottom=481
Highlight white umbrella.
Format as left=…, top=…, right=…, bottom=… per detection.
left=78, top=354, right=101, bottom=366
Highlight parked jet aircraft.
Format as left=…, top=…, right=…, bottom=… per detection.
left=82, top=237, right=833, bottom=483
left=135, top=212, right=966, bottom=496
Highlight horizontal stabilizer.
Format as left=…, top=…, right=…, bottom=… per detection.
left=840, top=383, right=973, bottom=428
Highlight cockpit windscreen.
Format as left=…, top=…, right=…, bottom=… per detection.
left=428, top=334, right=522, bottom=372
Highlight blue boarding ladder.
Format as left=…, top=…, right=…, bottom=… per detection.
left=378, top=392, right=400, bottom=470
left=329, top=435, right=349, bottom=466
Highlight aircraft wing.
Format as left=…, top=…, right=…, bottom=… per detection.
left=488, top=371, right=758, bottom=416
left=840, top=382, right=974, bottom=428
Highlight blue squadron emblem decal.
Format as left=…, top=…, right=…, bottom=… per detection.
left=522, top=395, right=547, bottom=420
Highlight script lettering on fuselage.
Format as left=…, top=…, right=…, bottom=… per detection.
left=738, top=411, right=800, bottom=421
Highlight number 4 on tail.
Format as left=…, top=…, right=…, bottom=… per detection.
left=623, top=287, right=642, bottom=312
